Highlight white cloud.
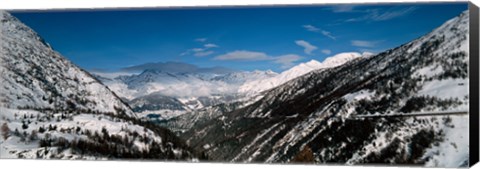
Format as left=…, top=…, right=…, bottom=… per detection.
left=374, top=7, right=417, bottom=21
left=192, top=48, right=205, bottom=52
left=182, top=48, right=214, bottom=57
left=195, top=38, right=207, bottom=42
left=351, top=40, right=381, bottom=48
left=194, top=51, right=215, bottom=57
left=204, top=43, right=218, bottom=48
left=321, top=49, right=332, bottom=55
left=320, top=30, right=336, bottom=40
left=331, top=5, right=357, bottom=13
left=180, top=51, right=189, bottom=56
left=214, top=50, right=270, bottom=61
left=346, top=7, right=417, bottom=22
left=295, top=40, right=317, bottom=55
left=302, top=25, right=336, bottom=40
left=274, top=54, right=302, bottom=69
left=181, top=41, right=218, bottom=57
left=214, top=50, right=303, bottom=69
left=302, top=25, right=320, bottom=32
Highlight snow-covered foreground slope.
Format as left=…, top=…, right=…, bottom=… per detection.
left=239, top=52, right=371, bottom=95
left=0, top=10, right=199, bottom=160
left=181, top=11, right=470, bottom=167
left=0, top=13, right=133, bottom=116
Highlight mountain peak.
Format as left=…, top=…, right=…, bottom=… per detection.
left=265, top=69, right=277, bottom=74
left=238, top=53, right=361, bottom=94
left=321, top=52, right=362, bottom=68
left=361, top=52, right=375, bottom=57
left=304, top=59, right=322, bottom=67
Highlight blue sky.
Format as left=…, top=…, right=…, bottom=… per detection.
left=11, top=2, right=468, bottom=72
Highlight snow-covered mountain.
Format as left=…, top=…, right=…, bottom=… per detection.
left=211, top=70, right=278, bottom=84
left=100, top=69, right=278, bottom=98
left=179, top=10, right=469, bottom=167
left=239, top=52, right=371, bottom=94
left=0, top=8, right=470, bottom=167
left=92, top=68, right=278, bottom=115
left=0, top=11, right=199, bottom=160
left=94, top=51, right=368, bottom=127
left=94, top=54, right=359, bottom=118
left=93, top=48, right=369, bottom=120
left=164, top=54, right=371, bottom=136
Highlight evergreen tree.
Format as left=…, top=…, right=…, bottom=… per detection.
left=21, top=122, right=28, bottom=130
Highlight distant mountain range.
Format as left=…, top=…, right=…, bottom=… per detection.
left=91, top=52, right=365, bottom=120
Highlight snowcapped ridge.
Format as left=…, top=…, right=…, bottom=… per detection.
left=0, top=10, right=198, bottom=160
left=322, top=52, right=373, bottom=66
left=238, top=52, right=366, bottom=94
left=96, top=68, right=278, bottom=100
left=180, top=10, right=470, bottom=167
left=0, top=10, right=134, bottom=117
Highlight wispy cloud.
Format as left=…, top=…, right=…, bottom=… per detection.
left=214, top=50, right=270, bottom=61
left=194, top=51, right=215, bottom=57
left=346, top=7, right=417, bottom=22
left=274, top=54, right=303, bottom=69
left=295, top=40, right=318, bottom=55
left=192, top=48, right=205, bottom=52
left=351, top=40, right=381, bottom=48
left=204, top=43, right=218, bottom=48
left=195, top=38, right=207, bottom=42
left=320, top=30, right=336, bottom=40
left=214, top=50, right=302, bottom=69
left=181, top=41, right=219, bottom=57
left=302, top=25, right=336, bottom=40
left=331, top=5, right=357, bottom=13
left=303, top=25, right=320, bottom=32
left=321, top=49, right=332, bottom=55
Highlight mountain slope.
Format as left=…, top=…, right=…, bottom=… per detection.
left=94, top=68, right=278, bottom=114
left=239, top=52, right=370, bottom=95
left=181, top=11, right=469, bottom=167
left=0, top=11, right=198, bottom=160
left=158, top=56, right=367, bottom=133
left=0, top=13, right=133, bottom=116
left=211, top=70, right=278, bottom=84
left=104, top=69, right=278, bottom=99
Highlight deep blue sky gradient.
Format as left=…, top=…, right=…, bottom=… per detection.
left=10, top=2, right=468, bottom=72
